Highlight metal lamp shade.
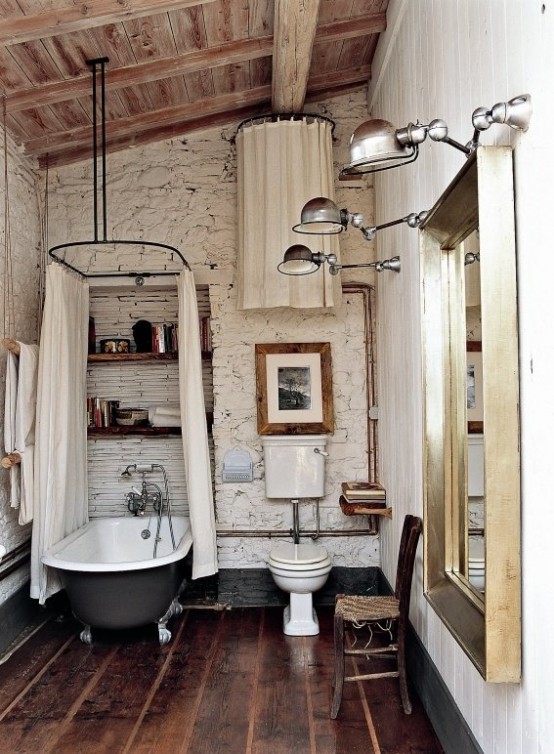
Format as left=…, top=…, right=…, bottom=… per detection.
left=340, top=118, right=417, bottom=176
left=277, top=245, right=320, bottom=276
left=292, top=197, right=344, bottom=235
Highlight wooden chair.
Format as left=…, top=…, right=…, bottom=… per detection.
left=330, top=514, right=422, bottom=717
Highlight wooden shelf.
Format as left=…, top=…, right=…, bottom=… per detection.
left=88, top=352, right=177, bottom=362
left=88, top=351, right=212, bottom=362
left=88, top=426, right=181, bottom=436
left=88, top=412, right=213, bottom=436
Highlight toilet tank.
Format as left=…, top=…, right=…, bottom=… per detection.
left=262, top=435, right=328, bottom=498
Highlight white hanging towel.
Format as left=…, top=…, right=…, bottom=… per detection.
left=4, top=351, right=20, bottom=508
left=15, top=343, right=39, bottom=525
left=3, top=342, right=39, bottom=524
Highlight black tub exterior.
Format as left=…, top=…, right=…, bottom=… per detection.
left=58, top=558, right=188, bottom=630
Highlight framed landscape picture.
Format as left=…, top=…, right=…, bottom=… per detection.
left=255, top=342, right=333, bottom=435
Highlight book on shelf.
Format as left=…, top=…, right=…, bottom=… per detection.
left=87, top=397, right=119, bottom=428
left=200, top=315, right=212, bottom=353
left=341, top=481, right=386, bottom=500
left=152, top=323, right=178, bottom=354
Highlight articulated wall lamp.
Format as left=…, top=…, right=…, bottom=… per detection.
left=292, top=196, right=427, bottom=239
left=277, top=245, right=401, bottom=276
left=340, top=93, right=532, bottom=176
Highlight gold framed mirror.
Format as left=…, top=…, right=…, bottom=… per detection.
left=420, top=146, right=521, bottom=682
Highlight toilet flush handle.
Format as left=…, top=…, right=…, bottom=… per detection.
left=314, top=447, right=329, bottom=457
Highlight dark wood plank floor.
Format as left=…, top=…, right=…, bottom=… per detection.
left=0, top=606, right=443, bottom=754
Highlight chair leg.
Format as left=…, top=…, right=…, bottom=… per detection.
left=330, top=613, right=345, bottom=719
left=397, top=624, right=412, bottom=714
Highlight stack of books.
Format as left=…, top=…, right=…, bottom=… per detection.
left=339, top=481, right=389, bottom=516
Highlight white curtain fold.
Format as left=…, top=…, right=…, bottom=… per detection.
left=31, top=263, right=89, bottom=603
left=177, top=269, right=218, bottom=579
left=237, top=118, right=341, bottom=310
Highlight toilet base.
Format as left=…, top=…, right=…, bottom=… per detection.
left=282, top=593, right=320, bottom=636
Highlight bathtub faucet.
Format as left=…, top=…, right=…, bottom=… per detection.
left=125, top=481, right=162, bottom=516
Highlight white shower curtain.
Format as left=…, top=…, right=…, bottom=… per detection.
left=177, top=269, right=218, bottom=578
left=236, top=118, right=341, bottom=310
left=31, top=264, right=89, bottom=603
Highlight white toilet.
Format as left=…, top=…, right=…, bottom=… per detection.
left=468, top=536, right=485, bottom=592
left=262, top=435, right=332, bottom=636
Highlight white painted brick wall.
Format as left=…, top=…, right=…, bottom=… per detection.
left=38, top=89, right=381, bottom=571
left=0, top=135, right=42, bottom=601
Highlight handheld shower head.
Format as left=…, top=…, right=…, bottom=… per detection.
left=121, top=463, right=155, bottom=477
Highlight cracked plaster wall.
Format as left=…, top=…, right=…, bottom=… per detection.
left=42, top=88, right=382, bottom=570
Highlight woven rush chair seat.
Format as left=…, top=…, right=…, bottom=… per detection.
left=335, top=594, right=400, bottom=624
left=330, top=514, right=422, bottom=719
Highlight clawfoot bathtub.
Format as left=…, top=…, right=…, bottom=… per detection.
left=42, top=515, right=192, bottom=645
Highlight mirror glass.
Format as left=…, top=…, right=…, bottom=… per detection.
left=464, top=232, right=485, bottom=595
left=421, top=147, right=521, bottom=682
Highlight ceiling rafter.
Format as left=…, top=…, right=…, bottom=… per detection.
left=31, top=67, right=370, bottom=167
left=5, top=15, right=384, bottom=114
left=0, top=0, right=215, bottom=46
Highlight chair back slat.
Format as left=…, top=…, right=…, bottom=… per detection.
left=394, top=515, right=422, bottom=612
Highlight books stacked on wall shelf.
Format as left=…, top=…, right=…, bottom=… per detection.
left=341, top=481, right=387, bottom=503
left=87, top=398, right=119, bottom=428
left=340, top=481, right=389, bottom=516
left=152, top=323, right=178, bottom=353
left=200, top=315, right=212, bottom=353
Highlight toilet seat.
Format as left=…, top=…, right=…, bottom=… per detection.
left=269, top=543, right=330, bottom=569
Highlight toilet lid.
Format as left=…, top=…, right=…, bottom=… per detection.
left=270, top=542, right=328, bottom=566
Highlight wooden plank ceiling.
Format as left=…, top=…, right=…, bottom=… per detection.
left=0, top=0, right=388, bottom=169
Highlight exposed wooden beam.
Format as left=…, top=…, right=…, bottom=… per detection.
left=272, top=0, right=321, bottom=113
left=0, top=0, right=215, bottom=46
left=37, top=104, right=270, bottom=169
left=26, top=86, right=274, bottom=157
left=314, top=14, right=386, bottom=42
left=29, top=65, right=371, bottom=168
left=5, top=37, right=273, bottom=113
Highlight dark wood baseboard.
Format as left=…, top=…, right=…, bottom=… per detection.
left=379, top=571, right=483, bottom=754
left=182, top=565, right=381, bottom=607
left=407, top=627, right=483, bottom=754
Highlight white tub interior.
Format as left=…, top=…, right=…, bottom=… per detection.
left=42, top=516, right=192, bottom=572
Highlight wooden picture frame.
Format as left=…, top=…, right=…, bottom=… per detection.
left=466, top=341, right=483, bottom=433
left=255, top=343, right=333, bottom=435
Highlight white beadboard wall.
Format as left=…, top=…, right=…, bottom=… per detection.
left=369, top=1, right=554, bottom=752
left=0, top=132, right=42, bottom=602
left=87, top=285, right=213, bottom=517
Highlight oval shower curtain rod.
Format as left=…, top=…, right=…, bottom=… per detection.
left=235, top=112, right=336, bottom=135
left=48, top=57, right=190, bottom=278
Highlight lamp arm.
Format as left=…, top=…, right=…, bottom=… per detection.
left=440, top=135, right=472, bottom=155
left=358, top=210, right=428, bottom=241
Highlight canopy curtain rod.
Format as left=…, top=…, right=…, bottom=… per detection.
left=48, top=57, right=189, bottom=279
left=235, top=112, right=336, bottom=136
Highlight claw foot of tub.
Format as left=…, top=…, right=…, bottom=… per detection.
left=79, top=625, right=93, bottom=645
left=172, top=597, right=184, bottom=616
left=158, top=625, right=172, bottom=646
